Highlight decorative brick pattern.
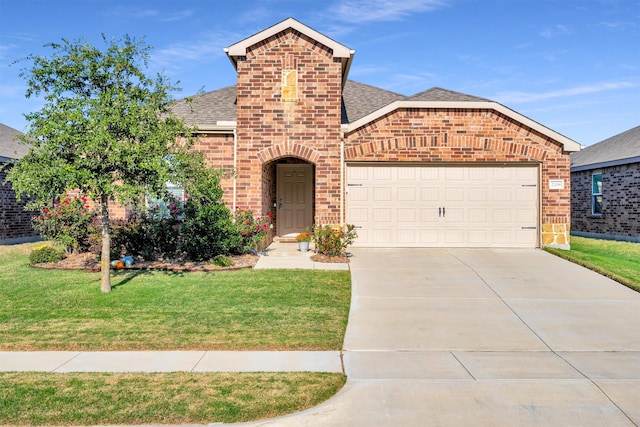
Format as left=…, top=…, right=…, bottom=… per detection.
left=571, top=163, right=640, bottom=239
left=234, top=28, right=343, bottom=227
left=344, top=108, right=572, bottom=247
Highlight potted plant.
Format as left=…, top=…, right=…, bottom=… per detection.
left=295, top=230, right=312, bottom=252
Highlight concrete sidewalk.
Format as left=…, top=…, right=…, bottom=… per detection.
left=0, top=351, right=343, bottom=373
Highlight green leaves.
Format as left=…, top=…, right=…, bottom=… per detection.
left=7, top=35, right=195, bottom=291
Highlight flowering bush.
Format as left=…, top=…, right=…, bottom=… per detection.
left=235, top=210, right=272, bottom=252
left=32, top=196, right=93, bottom=253
left=313, top=224, right=357, bottom=257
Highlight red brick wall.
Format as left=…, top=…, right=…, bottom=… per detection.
left=234, top=28, right=343, bottom=224
left=344, top=108, right=572, bottom=243
left=192, top=133, right=235, bottom=207
left=571, top=163, right=640, bottom=239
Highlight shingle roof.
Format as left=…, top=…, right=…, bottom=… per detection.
left=571, top=125, right=640, bottom=171
left=342, top=80, right=406, bottom=123
left=407, top=87, right=490, bottom=102
left=170, top=85, right=237, bottom=126
left=0, top=123, right=27, bottom=161
left=170, top=81, right=492, bottom=128
left=169, top=81, right=577, bottom=150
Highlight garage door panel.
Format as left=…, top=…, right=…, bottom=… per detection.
left=398, top=187, right=416, bottom=201
left=397, top=208, right=416, bottom=222
left=420, top=187, right=439, bottom=201
left=373, top=208, right=392, bottom=222
left=347, top=165, right=538, bottom=248
left=373, top=187, right=392, bottom=201
left=420, top=208, right=439, bottom=222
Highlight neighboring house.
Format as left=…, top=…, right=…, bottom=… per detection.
left=0, top=123, right=40, bottom=244
left=171, top=18, right=580, bottom=249
left=571, top=125, right=640, bottom=242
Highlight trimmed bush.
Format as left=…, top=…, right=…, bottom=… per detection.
left=29, top=245, right=66, bottom=265
left=211, top=255, right=234, bottom=267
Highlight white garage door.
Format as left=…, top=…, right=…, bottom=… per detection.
left=346, top=164, right=539, bottom=248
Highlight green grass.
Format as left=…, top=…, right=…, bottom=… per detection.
left=0, top=372, right=346, bottom=425
left=0, top=243, right=351, bottom=351
left=0, top=243, right=350, bottom=425
left=545, top=236, right=640, bottom=292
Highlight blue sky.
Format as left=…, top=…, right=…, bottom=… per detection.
left=0, top=0, right=638, bottom=146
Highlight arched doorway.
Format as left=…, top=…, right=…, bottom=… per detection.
left=263, top=158, right=315, bottom=238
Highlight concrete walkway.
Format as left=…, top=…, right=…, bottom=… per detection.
left=254, top=241, right=349, bottom=270
left=240, top=248, right=640, bottom=426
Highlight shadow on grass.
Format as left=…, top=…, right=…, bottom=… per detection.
left=110, top=269, right=186, bottom=289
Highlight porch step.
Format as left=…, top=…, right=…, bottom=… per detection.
left=273, top=236, right=297, bottom=243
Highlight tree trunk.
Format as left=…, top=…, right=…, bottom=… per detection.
left=100, top=194, right=112, bottom=293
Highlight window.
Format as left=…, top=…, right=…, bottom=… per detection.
left=591, top=173, right=602, bottom=215
left=147, top=182, right=185, bottom=219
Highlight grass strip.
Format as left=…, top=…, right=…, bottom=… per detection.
left=545, top=236, right=640, bottom=292
left=0, top=371, right=346, bottom=425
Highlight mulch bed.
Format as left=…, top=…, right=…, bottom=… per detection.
left=32, top=253, right=259, bottom=273
left=32, top=252, right=349, bottom=272
left=310, top=253, right=350, bottom=263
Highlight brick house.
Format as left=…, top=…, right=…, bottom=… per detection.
left=0, top=123, right=39, bottom=244
left=171, top=18, right=580, bottom=249
left=571, top=125, right=640, bottom=242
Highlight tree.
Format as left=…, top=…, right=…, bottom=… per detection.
left=7, top=35, right=195, bottom=292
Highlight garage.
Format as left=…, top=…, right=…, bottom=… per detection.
left=346, top=164, right=539, bottom=248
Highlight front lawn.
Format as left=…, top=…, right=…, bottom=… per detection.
left=0, top=243, right=351, bottom=350
left=0, top=371, right=346, bottom=425
left=545, top=236, right=640, bottom=292
left=0, top=242, right=350, bottom=425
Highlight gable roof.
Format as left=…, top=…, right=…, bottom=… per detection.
left=407, top=87, right=490, bottom=102
left=225, top=18, right=355, bottom=88
left=0, top=123, right=27, bottom=162
left=342, top=80, right=406, bottom=123
left=170, top=81, right=581, bottom=152
left=571, top=125, right=640, bottom=171
left=170, top=85, right=237, bottom=129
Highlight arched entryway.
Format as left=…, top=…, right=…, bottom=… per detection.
left=263, top=157, right=315, bottom=238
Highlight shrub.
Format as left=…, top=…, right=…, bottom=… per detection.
left=31, top=196, right=93, bottom=253
left=313, top=224, right=357, bottom=257
left=180, top=203, right=241, bottom=261
left=88, top=216, right=148, bottom=261
left=211, top=254, right=234, bottom=267
left=234, top=210, right=271, bottom=252
left=29, top=245, right=66, bottom=265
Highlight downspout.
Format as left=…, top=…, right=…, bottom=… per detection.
left=233, top=128, right=237, bottom=211
left=340, top=132, right=345, bottom=224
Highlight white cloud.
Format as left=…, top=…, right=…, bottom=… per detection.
left=494, top=81, right=638, bottom=104
left=160, top=10, right=196, bottom=22
left=539, top=24, right=571, bottom=39
left=150, top=31, right=238, bottom=70
left=332, top=0, right=449, bottom=24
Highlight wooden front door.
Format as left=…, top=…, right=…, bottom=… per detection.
left=277, top=164, right=313, bottom=237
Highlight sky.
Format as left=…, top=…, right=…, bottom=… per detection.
left=0, top=0, right=638, bottom=147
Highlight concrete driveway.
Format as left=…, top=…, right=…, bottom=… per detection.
left=244, top=248, right=640, bottom=426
